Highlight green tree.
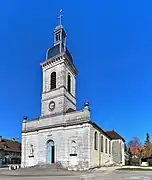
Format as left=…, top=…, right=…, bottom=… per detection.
left=143, top=133, right=152, bottom=159
left=143, top=142, right=152, bottom=159
left=145, top=133, right=150, bottom=145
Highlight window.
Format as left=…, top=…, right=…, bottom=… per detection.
left=101, top=136, right=103, bottom=152
left=94, top=132, right=98, bottom=150
left=55, top=33, right=60, bottom=42
left=51, top=72, right=56, bottom=90
left=68, top=74, right=71, bottom=93
left=105, top=139, right=108, bottom=153
left=109, top=141, right=111, bottom=154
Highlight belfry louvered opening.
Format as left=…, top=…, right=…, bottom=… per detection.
left=51, top=72, right=56, bottom=89
left=68, top=74, right=71, bottom=93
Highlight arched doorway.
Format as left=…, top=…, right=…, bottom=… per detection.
left=47, top=140, right=55, bottom=164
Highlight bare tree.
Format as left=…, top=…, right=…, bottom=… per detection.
left=128, top=137, right=142, bottom=147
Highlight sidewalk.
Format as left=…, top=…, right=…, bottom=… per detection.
left=0, top=167, right=83, bottom=177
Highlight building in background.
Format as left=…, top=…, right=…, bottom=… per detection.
left=0, top=136, right=21, bottom=166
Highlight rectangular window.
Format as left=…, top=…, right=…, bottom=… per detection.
left=109, top=141, right=111, bottom=154
left=94, top=132, right=98, bottom=150
left=101, top=136, right=103, bottom=152
left=105, top=139, right=108, bottom=153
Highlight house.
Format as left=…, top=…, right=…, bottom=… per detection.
left=0, top=136, right=21, bottom=166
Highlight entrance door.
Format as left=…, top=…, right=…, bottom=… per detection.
left=47, top=140, right=55, bottom=164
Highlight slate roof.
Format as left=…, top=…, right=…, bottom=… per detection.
left=47, top=44, right=61, bottom=59
left=106, top=130, right=125, bottom=142
left=47, top=43, right=73, bottom=63
left=66, top=108, right=75, bottom=113
left=0, top=138, right=21, bottom=153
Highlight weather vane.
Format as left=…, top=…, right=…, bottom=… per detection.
left=58, top=9, right=63, bottom=25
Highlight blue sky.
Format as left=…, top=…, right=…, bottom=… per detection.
left=0, top=0, right=152, bottom=144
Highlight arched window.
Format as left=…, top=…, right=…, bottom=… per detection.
left=51, top=72, right=56, bottom=90
left=109, top=141, right=111, bottom=154
left=105, top=139, right=108, bottom=153
left=68, top=74, right=71, bottom=93
left=94, top=132, right=98, bottom=150
left=101, top=136, right=103, bottom=152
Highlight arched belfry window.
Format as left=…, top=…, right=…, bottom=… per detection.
left=94, top=132, right=98, bottom=150
left=51, top=72, right=56, bottom=90
left=68, top=74, right=71, bottom=93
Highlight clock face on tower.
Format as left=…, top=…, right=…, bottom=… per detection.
left=49, top=101, right=55, bottom=111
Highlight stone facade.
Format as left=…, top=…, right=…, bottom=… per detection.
left=112, top=139, right=125, bottom=165
left=21, top=22, right=125, bottom=170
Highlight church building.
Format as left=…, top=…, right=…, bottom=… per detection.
left=21, top=16, right=125, bottom=170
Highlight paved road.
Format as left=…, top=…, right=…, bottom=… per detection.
left=0, top=169, right=152, bottom=180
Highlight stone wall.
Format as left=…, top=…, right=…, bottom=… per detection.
left=22, top=109, right=90, bottom=133
left=21, top=131, right=39, bottom=167
left=111, top=139, right=125, bottom=165
left=22, top=123, right=90, bottom=169
left=100, top=137, right=113, bottom=165
left=89, top=125, right=112, bottom=168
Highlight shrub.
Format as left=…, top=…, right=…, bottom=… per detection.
left=129, top=158, right=140, bottom=166
left=147, top=159, right=152, bottom=166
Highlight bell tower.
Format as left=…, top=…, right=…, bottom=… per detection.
left=40, top=11, right=78, bottom=117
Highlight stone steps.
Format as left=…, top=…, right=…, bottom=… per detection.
left=18, top=164, right=68, bottom=173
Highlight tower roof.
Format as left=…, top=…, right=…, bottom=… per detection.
left=46, top=43, right=73, bottom=62
left=45, top=10, right=73, bottom=62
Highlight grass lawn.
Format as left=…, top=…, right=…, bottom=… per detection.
left=116, top=168, right=152, bottom=171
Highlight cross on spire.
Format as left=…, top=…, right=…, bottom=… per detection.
left=58, top=9, right=63, bottom=25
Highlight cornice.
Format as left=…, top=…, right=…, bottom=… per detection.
left=42, top=85, right=76, bottom=99
left=40, top=52, right=78, bottom=76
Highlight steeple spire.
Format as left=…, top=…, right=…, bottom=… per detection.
left=52, top=9, right=66, bottom=50
left=58, top=9, right=63, bottom=25
left=46, top=10, right=72, bottom=60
